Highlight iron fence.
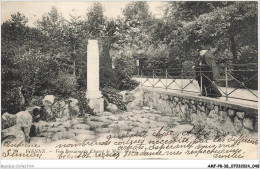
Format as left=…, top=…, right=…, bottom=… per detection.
left=134, top=64, right=258, bottom=102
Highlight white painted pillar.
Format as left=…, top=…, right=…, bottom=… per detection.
left=86, top=40, right=104, bottom=113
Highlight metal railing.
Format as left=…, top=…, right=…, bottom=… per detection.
left=134, top=64, right=258, bottom=102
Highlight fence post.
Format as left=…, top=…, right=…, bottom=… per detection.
left=200, top=67, right=203, bottom=96
left=141, top=70, right=143, bottom=87
left=181, top=68, right=183, bottom=93
left=166, top=69, right=168, bottom=91
left=152, top=70, right=154, bottom=88
left=225, top=66, right=228, bottom=101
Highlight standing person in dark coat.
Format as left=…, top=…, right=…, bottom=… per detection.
left=195, top=48, right=222, bottom=97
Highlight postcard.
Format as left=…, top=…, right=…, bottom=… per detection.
left=1, top=1, right=259, bottom=168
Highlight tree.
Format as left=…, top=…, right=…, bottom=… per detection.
left=159, top=1, right=257, bottom=89
left=85, top=2, right=106, bottom=39
left=111, top=2, right=153, bottom=61
left=1, top=13, right=55, bottom=113
left=37, top=6, right=67, bottom=54
left=160, top=1, right=257, bottom=64
left=63, top=13, right=86, bottom=77
left=123, top=2, right=152, bottom=25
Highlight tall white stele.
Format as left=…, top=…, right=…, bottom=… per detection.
left=86, top=40, right=104, bottom=113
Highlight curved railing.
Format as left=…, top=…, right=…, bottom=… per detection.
left=134, top=64, right=258, bottom=103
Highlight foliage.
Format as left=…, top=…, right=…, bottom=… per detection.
left=182, top=61, right=195, bottom=77
left=36, top=6, right=67, bottom=54
left=100, top=56, right=139, bottom=91
left=50, top=71, right=77, bottom=97
left=40, top=107, right=56, bottom=122
left=101, top=87, right=126, bottom=110
left=86, top=2, right=106, bottom=38
left=156, top=1, right=257, bottom=89
left=72, top=90, right=95, bottom=116
left=113, top=57, right=139, bottom=90
left=1, top=86, right=26, bottom=114
left=119, top=78, right=140, bottom=91
left=162, top=1, right=257, bottom=63
left=1, top=13, right=56, bottom=114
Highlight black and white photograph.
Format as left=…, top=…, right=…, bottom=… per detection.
left=1, top=1, right=259, bottom=168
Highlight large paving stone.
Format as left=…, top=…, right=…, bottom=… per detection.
left=98, top=111, right=113, bottom=117
left=72, top=124, right=90, bottom=130
left=156, top=116, right=173, bottom=123
left=49, top=127, right=66, bottom=133
left=38, top=131, right=54, bottom=138
left=155, top=121, right=168, bottom=128
left=130, top=127, right=147, bottom=134
left=52, top=131, right=76, bottom=141
left=123, top=116, right=138, bottom=122
left=88, top=116, right=103, bottom=122
left=98, top=116, right=113, bottom=124
left=69, top=129, right=94, bottom=136
left=109, top=123, right=132, bottom=131
left=76, top=118, right=86, bottom=124
left=95, top=127, right=112, bottom=134
left=136, top=117, right=150, bottom=123
left=60, top=121, right=74, bottom=128
left=106, top=115, right=119, bottom=121
left=33, top=121, right=51, bottom=133
left=87, top=121, right=104, bottom=128
left=74, top=134, right=96, bottom=142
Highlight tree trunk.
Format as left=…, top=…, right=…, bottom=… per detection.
left=73, top=61, right=76, bottom=77
left=73, top=45, right=76, bottom=77
left=230, top=35, right=237, bottom=63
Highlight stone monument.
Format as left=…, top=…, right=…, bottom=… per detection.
left=86, top=40, right=104, bottom=113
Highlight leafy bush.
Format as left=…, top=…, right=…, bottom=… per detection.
left=1, top=50, right=57, bottom=114
left=100, top=66, right=118, bottom=89
left=231, top=47, right=258, bottom=90
left=50, top=71, right=77, bottom=97
left=119, top=78, right=140, bottom=91
left=72, top=90, right=95, bottom=116
left=101, top=87, right=126, bottom=110
left=182, top=61, right=195, bottom=77
left=100, top=57, right=139, bottom=91
left=1, top=85, right=26, bottom=114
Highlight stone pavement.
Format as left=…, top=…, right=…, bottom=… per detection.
left=29, top=107, right=194, bottom=144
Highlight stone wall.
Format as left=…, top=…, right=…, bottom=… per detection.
left=142, top=88, right=258, bottom=136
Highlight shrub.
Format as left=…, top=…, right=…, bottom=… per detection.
left=50, top=71, right=77, bottom=97
left=100, top=57, right=139, bottom=91
left=1, top=85, right=26, bottom=114
left=72, top=90, right=95, bottom=116
left=101, top=87, right=126, bottom=110
left=119, top=78, right=140, bottom=91
left=182, top=61, right=195, bottom=77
